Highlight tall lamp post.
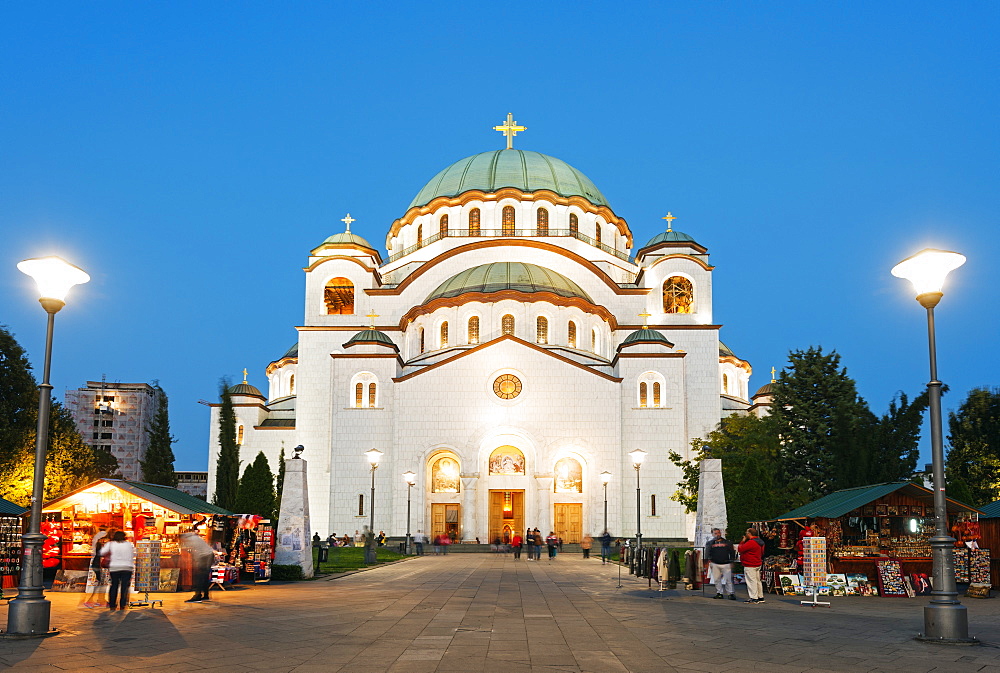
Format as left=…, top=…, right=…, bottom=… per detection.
left=892, top=248, right=976, bottom=644
left=403, top=471, right=416, bottom=555
left=628, top=450, right=646, bottom=555
left=364, top=449, right=383, bottom=535
left=600, top=471, right=612, bottom=534
left=5, top=257, right=90, bottom=638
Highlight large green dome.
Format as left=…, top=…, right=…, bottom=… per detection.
left=426, top=262, right=593, bottom=304
left=408, top=150, right=608, bottom=210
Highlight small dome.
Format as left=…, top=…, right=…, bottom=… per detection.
left=753, top=382, right=775, bottom=398
left=426, top=262, right=593, bottom=304
left=229, top=382, right=263, bottom=398
left=344, top=329, right=398, bottom=350
left=409, top=149, right=608, bottom=209
left=620, top=328, right=673, bottom=348
left=642, top=229, right=697, bottom=249
left=322, top=231, right=376, bottom=250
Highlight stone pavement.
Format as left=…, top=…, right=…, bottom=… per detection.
left=1, top=554, right=999, bottom=673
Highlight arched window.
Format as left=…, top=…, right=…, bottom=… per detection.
left=568, top=321, right=577, bottom=348
left=237, top=425, right=244, bottom=445
left=355, top=383, right=363, bottom=408
left=501, top=314, right=515, bottom=336
left=440, top=321, right=449, bottom=348
left=639, top=382, right=648, bottom=408
left=468, top=316, right=480, bottom=344
left=431, top=456, right=461, bottom=493
left=722, top=373, right=730, bottom=394
left=289, top=374, right=295, bottom=394
left=439, top=214, right=448, bottom=238
left=569, top=213, right=579, bottom=233
left=536, top=208, right=548, bottom=236
left=554, top=457, right=583, bottom=493
left=368, top=383, right=377, bottom=408
left=469, top=208, right=481, bottom=236
left=663, top=276, right=695, bottom=314
left=536, top=316, right=548, bottom=344
left=595, top=225, right=602, bottom=246
left=419, top=327, right=425, bottom=354
left=351, top=372, right=379, bottom=408
left=591, top=328, right=598, bottom=353
left=653, top=382, right=661, bottom=407
left=502, top=205, right=515, bottom=235
left=417, top=224, right=423, bottom=246
left=489, top=446, right=525, bottom=475
left=638, top=371, right=666, bottom=408
left=324, top=277, right=355, bottom=314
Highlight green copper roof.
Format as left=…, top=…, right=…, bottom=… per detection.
left=719, top=342, right=736, bottom=358
left=115, top=480, right=233, bottom=515
left=427, top=262, right=593, bottom=304
left=322, top=231, right=376, bottom=250
left=982, top=500, right=1000, bottom=518
left=769, top=482, right=982, bottom=521
left=0, top=496, right=26, bottom=516
left=753, top=382, right=775, bottom=398
left=408, top=150, right=608, bottom=209
left=620, top=328, right=673, bottom=347
left=229, top=382, right=264, bottom=398
left=641, top=229, right=697, bottom=249
left=281, top=343, right=298, bottom=359
left=344, top=329, right=398, bottom=350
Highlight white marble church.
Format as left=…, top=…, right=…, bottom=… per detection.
left=206, top=115, right=767, bottom=544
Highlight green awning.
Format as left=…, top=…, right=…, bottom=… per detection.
left=768, top=482, right=983, bottom=521
left=981, top=500, right=1000, bottom=518
left=0, top=496, right=26, bottom=516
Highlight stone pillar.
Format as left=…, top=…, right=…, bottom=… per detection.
left=693, top=458, right=727, bottom=550
left=460, top=475, right=478, bottom=543
left=275, top=457, right=314, bottom=578
left=534, top=475, right=553, bottom=535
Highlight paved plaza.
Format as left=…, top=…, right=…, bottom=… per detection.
left=1, top=554, right=999, bottom=672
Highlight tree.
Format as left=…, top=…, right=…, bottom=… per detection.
left=0, top=326, right=37, bottom=477
left=276, top=445, right=286, bottom=509
left=141, top=383, right=178, bottom=486
left=213, top=380, right=240, bottom=510
left=946, top=387, right=1000, bottom=506
left=870, top=391, right=930, bottom=483
left=727, top=458, right=776, bottom=539
left=234, top=451, right=276, bottom=519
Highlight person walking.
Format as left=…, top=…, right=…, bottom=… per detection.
left=738, top=528, right=766, bottom=603
left=415, top=530, right=426, bottom=556
left=546, top=531, right=558, bottom=561
left=180, top=531, right=215, bottom=603
left=511, top=532, right=522, bottom=559
left=704, top=527, right=737, bottom=600
left=600, top=531, right=613, bottom=564
left=363, top=526, right=377, bottom=564
left=82, top=525, right=108, bottom=608
left=100, top=531, right=135, bottom=611
left=581, top=534, right=592, bottom=559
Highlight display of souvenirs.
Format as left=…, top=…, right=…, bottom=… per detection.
left=779, top=574, right=804, bottom=595
left=802, top=537, right=827, bottom=589
left=953, top=548, right=970, bottom=583
left=826, top=573, right=849, bottom=597
left=969, top=549, right=991, bottom=584
left=909, top=573, right=931, bottom=595
left=833, top=545, right=880, bottom=558
left=0, top=516, right=23, bottom=589
left=876, top=559, right=908, bottom=597
left=846, top=573, right=878, bottom=596
left=133, top=540, right=161, bottom=593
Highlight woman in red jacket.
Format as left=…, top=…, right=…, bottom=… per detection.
left=738, top=528, right=766, bottom=603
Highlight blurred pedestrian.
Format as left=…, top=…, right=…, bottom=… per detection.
left=512, top=532, right=523, bottom=559
left=82, top=525, right=108, bottom=608
left=181, top=531, right=215, bottom=603
left=546, top=531, right=558, bottom=560
left=581, top=533, right=593, bottom=559
left=600, top=531, right=612, bottom=564
left=363, top=526, right=376, bottom=564
left=415, top=530, right=426, bottom=555
left=100, top=531, right=134, bottom=611
left=705, top=527, right=736, bottom=600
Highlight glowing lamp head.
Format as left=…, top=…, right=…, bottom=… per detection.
left=600, top=470, right=612, bottom=485
left=402, top=470, right=416, bottom=485
left=364, top=448, right=383, bottom=467
left=628, top=449, right=647, bottom=467
left=891, top=248, right=965, bottom=308
left=18, top=256, right=90, bottom=311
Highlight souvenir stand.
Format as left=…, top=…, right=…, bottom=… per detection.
left=129, top=539, right=164, bottom=608
left=0, top=497, right=27, bottom=598
left=36, top=479, right=235, bottom=593
left=978, top=500, right=1000, bottom=590
left=756, top=482, right=986, bottom=598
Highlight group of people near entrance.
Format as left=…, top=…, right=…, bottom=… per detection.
left=704, top=527, right=766, bottom=603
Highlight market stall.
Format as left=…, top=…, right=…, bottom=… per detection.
left=0, top=496, right=27, bottom=595
left=979, top=500, right=1000, bottom=589
left=754, top=482, right=987, bottom=597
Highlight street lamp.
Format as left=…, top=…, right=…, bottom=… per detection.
left=600, top=471, right=612, bottom=534
left=403, top=470, right=416, bottom=555
left=892, top=248, right=975, bottom=644
left=5, top=257, right=89, bottom=638
left=628, top=449, right=646, bottom=555
left=364, top=449, right=383, bottom=535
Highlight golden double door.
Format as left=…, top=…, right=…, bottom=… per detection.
left=554, top=503, right=583, bottom=543
left=488, top=490, right=524, bottom=544
left=431, top=503, right=460, bottom=541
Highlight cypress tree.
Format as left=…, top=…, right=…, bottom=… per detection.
left=141, top=383, right=178, bottom=486
left=213, top=380, right=240, bottom=510
left=276, top=445, right=286, bottom=508
left=234, top=451, right=276, bottom=519
left=726, top=458, right=775, bottom=539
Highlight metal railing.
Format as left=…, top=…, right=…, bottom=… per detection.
left=386, top=229, right=637, bottom=264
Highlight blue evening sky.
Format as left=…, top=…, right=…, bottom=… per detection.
left=2, top=3, right=997, bottom=471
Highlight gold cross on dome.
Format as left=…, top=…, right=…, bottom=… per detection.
left=341, top=213, right=356, bottom=232
left=638, top=312, right=652, bottom=328
left=661, top=212, right=677, bottom=232
left=493, top=112, right=526, bottom=150
left=242, top=368, right=248, bottom=383
left=770, top=366, right=776, bottom=383
left=366, top=311, right=379, bottom=329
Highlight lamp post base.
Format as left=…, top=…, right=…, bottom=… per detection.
left=916, top=604, right=979, bottom=645
left=2, top=597, right=57, bottom=639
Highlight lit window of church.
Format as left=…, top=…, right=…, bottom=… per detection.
left=502, top=314, right=515, bottom=335
left=653, top=382, right=661, bottom=407
left=468, top=316, right=479, bottom=344
left=536, top=316, right=548, bottom=344
left=554, top=457, right=582, bottom=493
left=569, top=213, right=578, bottom=233
left=595, top=225, right=602, bottom=246
left=439, top=214, right=448, bottom=238
left=431, top=456, right=460, bottom=492
left=568, top=321, right=577, bottom=348
left=324, top=277, right=355, bottom=315
left=289, top=374, right=295, bottom=394
left=536, top=208, right=548, bottom=236
left=440, top=321, right=449, bottom=348
left=502, top=206, right=515, bottom=235
left=417, top=224, right=423, bottom=246
left=368, top=383, right=376, bottom=408
left=469, top=208, right=480, bottom=236
left=355, top=383, right=363, bottom=408
left=639, top=382, right=648, bottom=408
left=663, top=276, right=694, bottom=314
left=237, top=425, right=244, bottom=444
left=591, top=328, right=597, bottom=352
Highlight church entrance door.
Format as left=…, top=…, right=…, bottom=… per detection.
left=554, top=503, right=583, bottom=543
left=431, top=503, right=460, bottom=543
left=488, top=490, right=524, bottom=545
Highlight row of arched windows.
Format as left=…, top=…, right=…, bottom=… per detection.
left=412, top=208, right=605, bottom=242
left=429, top=451, right=584, bottom=493
left=350, top=373, right=379, bottom=408
left=417, top=315, right=601, bottom=353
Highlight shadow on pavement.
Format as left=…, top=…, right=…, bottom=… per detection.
left=93, top=608, right=188, bottom=655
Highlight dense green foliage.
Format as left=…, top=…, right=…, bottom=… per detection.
left=140, top=383, right=178, bottom=486
left=946, top=387, right=1000, bottom=506
left=276, top=445, right=286, bottom=511
left=212, top=380, right=240, bottom=510
left=0, top=326, right=119, bottom=505
left=234, top=451, right=276, bottom=519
